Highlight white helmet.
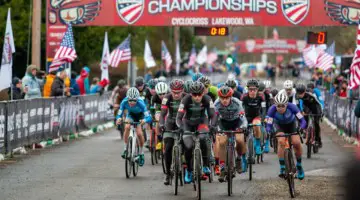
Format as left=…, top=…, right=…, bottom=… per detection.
left=155, top=82, right=168, bottom=94
left=227, top=73, right=236, bottom=81
left=274, top=92, right=289, bottom=105
left=158, top=76, right=167, bottom=82
left=263, top=80, right=271, bottom=89
left=127, top=87, right=140, bottom=99
left=283, top=80, right=293, bottom=89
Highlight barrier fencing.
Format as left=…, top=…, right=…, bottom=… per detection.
left=0, top=92, right=114, bottom=155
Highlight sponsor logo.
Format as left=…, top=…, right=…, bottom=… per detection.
left=246, top=40, right=256, bottom=52
left=116, top=0, right=144, bottom=24
left=281, top=0, right=309, bottom=24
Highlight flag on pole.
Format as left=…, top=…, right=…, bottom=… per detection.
left=109, top=35, right=131, bottom=67
left=161, top=41, right=172, bottom=72
left=273, top=28, right=279, bottom=40
left=144, top=40, right=156, bottom=68
left=188, top=45, right=197, bottom=67
left=325, top=41, right=336, bottom=56
left=49, top=23, right=77, bottom=72
left=0, top=8, right=15, bottom=91
left=175, top=40, right=181, bottom=75
left=349, top=22, right=360, bottom=89
left=207, top=49, right=218, bottom=65
left=315, top=44, right=334, bottom=71
left=100, top=32, right=110, bottom=83
left=196, top=46, right=207, bottom=65
left=302, top=45, right=317, bottom=67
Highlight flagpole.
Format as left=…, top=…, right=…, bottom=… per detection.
left=129, top=34, right=133, bottom=86
left=144, top=36, right=148, bottom=77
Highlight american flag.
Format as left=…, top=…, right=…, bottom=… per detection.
left=117, top=1, right=143, bottom=24
left=109, top=35, right=131, bottom=67
left=325, top=41, right=336, bottom=56
left=161, top=41, right=172, bottom=72
left=188, top=45, right=196, bottom=67
left=349, top=23, right=360, bottom=89
left=302, top=45, right=316, bottom=67
left=207, top=48, right=218, bottom=65
left=49, top=23, right=77, bottom=72
left=282, top=1, right=309, bottom=24
left=273, top=28, right=279, bottom=40
left=315, top=45, right=334, bottom=71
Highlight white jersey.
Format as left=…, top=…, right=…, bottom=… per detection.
left=279, top=88, right=297, bottom=104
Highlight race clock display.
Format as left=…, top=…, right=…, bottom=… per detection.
left=307, top=31, right=327, bottom=44
left=194, top=27, right=229, bottom=36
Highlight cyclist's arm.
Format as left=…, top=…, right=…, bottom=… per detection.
left=211, top=100, right=220, bottom=127
left=288, top=103, right=307, bottom=129
left=140, top=100, right=152, bottom=124
left=116, top=98, right=127, bottom=120
left=176, top=99, right=186, bottom=129
left=314, top=88, right=324, bottom=109
left=299, top=99, right=304, bottom=112
left=207, top=99, right=216, bottom=126
left=150, top=96, right=156, bottom=116
left=159, top=98, right=169, bottom=127
left=260, top=94, right=266, bottom=120
left=265, top=105, right=276, bottom=133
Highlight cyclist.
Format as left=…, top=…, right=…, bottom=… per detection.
left=266, top=92, right=307, bottom=180
left=111, top=79, right=128, bottom=139
left=225, top=79, right=242, bottom=100
left=279, top=80, right=297, bottom=104
left=258, top=82, right=271, bottom=153
left=159, top=79, right=185, bottom=185
left=240, top=79, right=266, bottom=155
left=143, top=79, right=158, bottom=148
left=198, top=76, right=218, bottom=102
left=227, top=73, right=244, bottom=93
left=306, top=82, right=324, bottom=109
left=296, top=84, right=323, bottom=148
left=147, top=79, right=159, bottom=97
left=176, top=82, right=216, bottom=183
left=263, top=80, right=272, bottom=111
left=135, top=76, right=152, bottom=105
left=192, top=72, right=203, bottom=82
left=270, top=88, right=279, bottom=105
left=212, top=86, right=248, bottom=182
left=116, top=87, right=152, bottom=167
left=183, top=80, right=193, bottom=94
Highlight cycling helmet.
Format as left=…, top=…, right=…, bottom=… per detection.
left=170, top=79, right=184, bottom=91
left=225, top=79, right=238, bottom=89
left=258, top=82, right=266, bottom=92
left=227, top=73, right=236, bottom=81
left=192, top=72, right=203, bottom=81
left=296, top=83, right=306, bottom=94
left=190, top=82, right=205, bottom=94
left=271, top=88, right=279, bottom=98
left=263, top=80, right=271, bottom=89
left=147, top=79, right=158, bottom=90
left=283, top=80, right=293, bottom=89
left=155, top=82, right=168, bottom=94
left=198, top=76, right=211, bottom=87
left=158, top=76, right=166, bottom=82
left=184, top=80, right=193, bottom=93
left=135, top=76, right=144, bottom=86
left=246, top=79, right=259, bottom=88
left=127, top=87, right=140, bottom=99
left=218, top=86, right=234, bottom=98
left=274, top=92, right=289, bottom=105
left=117, top=79, right=126, bottom=87
left=307, top=82, right=315, bottom=89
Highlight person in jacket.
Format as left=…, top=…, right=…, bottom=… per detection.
left=83, top=66, right=91, bottom=94
left=22, top=64, right=42, bottom=99
left=9, top=77, right=24, bottom=100
left=76, top=68, right=89, bottom=95
left=90, top=77, right=100, bottom=92
left=51, top=67, right=70, bottom=97
left=43, top=71, right=57, bottom=98
left=70, top=71, right=80, bottom=96
left=90, top=79, right=109, bottom=95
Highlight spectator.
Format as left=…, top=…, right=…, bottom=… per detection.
left=90, top=79, right=109, bottom=95
left=22, top=64, right=42, bottom=99
left=43, top=71, right=57, bottom=98
left=70, top=71, right=80, bottom=96
left=338, top=80, right=348, bottom=98
left=9, top=77, right=24, bottom=100
left=144, top=70, right=153, bottom=83
left=76, top=67, right=89, bottom=95
left=83, top=66, right=91, bottom=94
left=330, top=80, right=339, bottom=96
left=90, top=77, right=100, bottom=92
left=51, top=67, right=70, bottom=97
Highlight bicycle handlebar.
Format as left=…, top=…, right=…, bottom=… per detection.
left=248, top=123, right=262, bottom=127
left=217, top=130, right=245, bottom=134
left=124, top=122, right=142, bottom=125
left=303, top=113, right=322, bottom=116
left=275, top=132, right=300, bottom=137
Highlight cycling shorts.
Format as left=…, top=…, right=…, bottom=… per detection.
left=246, top=116, right=262, bottom=125
left=126, top=112, right=144, bottom=123
left=274, top=121, right=297, bottom=134
left=219, top=118, right=241, bottom=131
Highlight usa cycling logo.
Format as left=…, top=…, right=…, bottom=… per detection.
left=116, top=0, right=144, bottom=25
left=281, top=0, right=310, bottom=25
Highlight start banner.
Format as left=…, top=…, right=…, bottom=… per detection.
left=46, top=0, right=358, bottom=58
left=235, top=39, right=307, bottom=54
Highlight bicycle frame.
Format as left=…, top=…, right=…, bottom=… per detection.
left=128, top=122, right=140, bottom=163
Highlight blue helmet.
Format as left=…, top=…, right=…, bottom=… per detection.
left=217, top=82, right=225, bottom=88
left=192, top=72, right=203, bottom=81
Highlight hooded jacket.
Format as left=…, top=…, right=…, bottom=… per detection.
left=43, top=73, right=56, bottom=98
left=76, top=68, right=90, bottom=95
left=22, top=65, right=42, bottom=99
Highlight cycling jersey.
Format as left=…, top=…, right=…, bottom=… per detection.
left=240, top=93, right=266, bottom=121
left=266, top=103, right=306, bottom=133
left=117, top=97, right=152, bottom=123
left=233, top=90, right=242, bottom=100
left=311, top=88, right=324, bottom=109
left=279, top=89, right=297, bottom=105
left=212, top=97, right=247, bottom=129
left=298, top=92, right=323, bottom=113
left=176, top=94, right=216, bottom=128
left=138, top=86, right=152, bottom=105
left=207, top=85, right=218, bottom=102
left=263, top=90, right=272, bottom=112
left=150, top=94, right=162, bottom=115
left=160, top=93, right=185, bottom=125
left=114, top=87, right=128, bottom=105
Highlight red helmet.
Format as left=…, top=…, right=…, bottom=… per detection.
left=170, top=79, right=184, bottom=91
left=218, top=86, right=234, bottom=98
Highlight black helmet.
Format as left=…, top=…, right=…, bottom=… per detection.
left=117, top=79, right=126, bottom=87
left=147, top=79, right=158, bottom=89
left=271, top=89, right=279, bottom=97
left=307, top=82, right=315, bottom=89
left=225, top=79, right=237, bottom=89
left=258, top=82, right=265, bottom=91
left=296, top=83, right=306, bottom=94
left=184, top=80, right=193, bottom=93
left=135, top=76, right=144, bottom=86
left=190, top=82, right=205, bottom=94
left=198, top=76, right=211, bottom=87
left=246, top=79, right=259, bottom=88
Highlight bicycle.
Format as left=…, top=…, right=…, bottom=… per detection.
left=124, top=121, right=141, bottom=179
left=304, top=114, right=322, bottom=158
left=246, top=123, right=261, bottom=181
left=258, top=123, right=267, bottom=164
left=150, top=121, right=159, bottom=165
left=170, top=130, right=184, bottom=195
left=275, top=131, right=303, bottom=198
left=217, top=129, right=245, bottom=196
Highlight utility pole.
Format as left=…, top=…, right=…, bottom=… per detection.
left=32, top=0, right=41, bottom=68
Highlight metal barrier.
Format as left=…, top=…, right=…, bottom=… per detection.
left=0, top=92, right=114, bottom=155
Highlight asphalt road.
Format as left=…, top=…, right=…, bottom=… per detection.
left=0, top=123, right=349, bottom=200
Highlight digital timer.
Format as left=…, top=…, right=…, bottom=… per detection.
left=194, top=27, right=229, bottom=36
left=307, top=31, right=327, bottom=44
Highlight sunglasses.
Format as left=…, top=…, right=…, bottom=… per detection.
left=248, top=88, right=257, bottom=92
left=172, top=91, right=182, bottom=95
left=158, top=93, right=166, bottom=96
left=276, top=104, right=287, bottom=108
left=219, top=96, right=231, bottom=100
left=128, top=99, right=137, bottom=103
left=191, top=93, right=202, bottom=97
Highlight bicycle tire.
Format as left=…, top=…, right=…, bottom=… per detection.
left=284, top=149, right=296, bottom=198
left=248, top=137, right=253, bottom=181
left=195, top=149, right=202, bottom=200
left=173, top=146, right=180, bottom=195
left=125, top=137, right=132, bottom=179
left=307, top=127, right=312, bottom=159
left=226, top=147, right=233, bottom=196
left=133, top=139, right=139, bottom=177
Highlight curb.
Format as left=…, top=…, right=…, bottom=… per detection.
left=323, top=117, right=358, bottom=147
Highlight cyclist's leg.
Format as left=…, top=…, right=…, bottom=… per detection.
left=217, top=134, right=227, bottom=180
left=314, top=113, right=322, bottom=147
left=198, top=123, right=210, bottom=176
left=274, top=123, right=286, bottom=176
left=252, top=117, right=262, bottom=155
left=292, top=133, right=304, bottom=179
left=155, top=111, right=161, bottom=149
left=183, top=123, right=195, bottom=183
left=121, top=115, right=132, bottom=158
left=163, top=120, right=176, bottom=183
left=235, top=133, right=246, bottom=173
left=214, top=135, right=221, bottom=175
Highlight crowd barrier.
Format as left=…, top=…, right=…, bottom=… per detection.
left=0, top=92, right=114, bottom=155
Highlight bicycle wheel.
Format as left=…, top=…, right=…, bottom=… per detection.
left=226, top=147, right=233, bottom=196
left=306, top=127, right=312, bottom=159
left=173, top=146, right=180, bottom=195
left=284, top=149, right=296, bottom=198
left=194, top=149, right=202, bottom=200
left=248, top=137, right=254, bottom=181
left=125, top=137, right=133, bottom=179
left=133, top=139, right=139, bottom=177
